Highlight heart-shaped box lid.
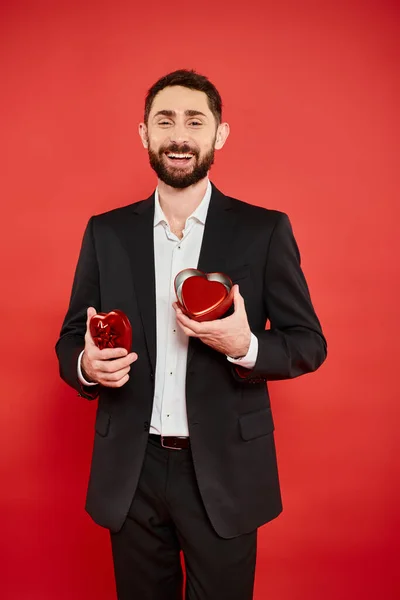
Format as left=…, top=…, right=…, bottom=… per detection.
left=174, top=269, right=234, bottom=322
left=89, top=309, right=132, bottom=352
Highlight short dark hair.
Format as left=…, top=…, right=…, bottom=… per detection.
left=144, top=69, right=222, bottom=125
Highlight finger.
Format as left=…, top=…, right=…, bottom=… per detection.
left=174, top=304, right=192, bottom=320
left=89, top=346, right=129, bottom=361
left=174, top=305, right=216, bottom=331
left=188, top=317, right=220, bottom=334
left=218, top=286, right=243, bottom=325
left=95, top=352, right=138, bottom=373
left=175, top=312, right=207, bottom=334
left=176, top=320, right=198, bottom=337
left=85, top=306, right=98, bottom=347
left=102, top=374, right=130, bottom=388
left=233, top=284, right=244, bottom=312
left=100, top=365, right=131, bottom=382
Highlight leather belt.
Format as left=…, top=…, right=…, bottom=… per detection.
left=149, top=434, right=190, bottom=450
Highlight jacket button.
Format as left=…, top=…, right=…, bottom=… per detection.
left=144, top=421, right=149, bottom=431
left=150, top=372, right=154, bottom=380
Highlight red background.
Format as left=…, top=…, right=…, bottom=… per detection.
left=1, top=1, right=399, bottom=598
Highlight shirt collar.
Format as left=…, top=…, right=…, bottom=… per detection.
left=153, top=179, right=212, bottom=228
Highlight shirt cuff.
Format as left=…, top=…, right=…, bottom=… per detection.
left=77, top=349, right=98, bottom=386
left=226, top=333, right=258, bottom=369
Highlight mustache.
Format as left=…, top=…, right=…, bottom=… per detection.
left=160, top=143, right=199, bottom=156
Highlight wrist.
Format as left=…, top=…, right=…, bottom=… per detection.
left=227, top=332, right=258, bottom=370
left=231, top=332, right=251, bottom=359
left=81, top=353, right=96, bottom=384
left=230, top=352, right=246, bottom=360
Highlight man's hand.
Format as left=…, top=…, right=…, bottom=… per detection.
left=173, top=285, right=251, bottom=358
left=81, top=307, right=138, bottom=388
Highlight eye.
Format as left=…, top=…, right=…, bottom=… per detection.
left=158, top=120, right=172, bottom=126
left=189, top=120, right=202, bottom=126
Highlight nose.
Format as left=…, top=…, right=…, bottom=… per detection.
left=169, top=121, right=189, bottom=144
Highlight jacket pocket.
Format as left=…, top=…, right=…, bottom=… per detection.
left=239, top=407, right=274, bottom=441
left=95, top=408, right=111, bottom=437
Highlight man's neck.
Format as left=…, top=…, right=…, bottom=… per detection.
left=157, top=177, right=209, bottom=224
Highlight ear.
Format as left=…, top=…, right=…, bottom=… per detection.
left=138, top=123, right=149, bottom=148
left=214, top=122, right=230, bottom=150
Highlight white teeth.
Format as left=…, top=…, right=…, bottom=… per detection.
left=167, top=153, right=193, bottom=159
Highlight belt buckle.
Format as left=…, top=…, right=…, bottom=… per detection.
left=161, top=436, right=183, bottom=450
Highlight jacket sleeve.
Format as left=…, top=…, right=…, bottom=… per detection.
left=55, top=216, right=100, bottom=400
left=232, top=212, right=327, bottom=383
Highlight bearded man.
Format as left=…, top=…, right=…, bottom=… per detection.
left=56, top=69, right=327, bottom=600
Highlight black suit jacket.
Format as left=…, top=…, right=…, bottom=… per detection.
left=55, top=182, right=327, bottom=537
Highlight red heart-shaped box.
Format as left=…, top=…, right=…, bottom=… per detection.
left=89, top=309, right=132, bottom=352
left=174, top=269, right=234, bottom=322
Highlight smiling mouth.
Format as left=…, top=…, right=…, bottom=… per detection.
left=165, top=152, right=194, bottom=160
left=164, top=151, right=195, bottom=166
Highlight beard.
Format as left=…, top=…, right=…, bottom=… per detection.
left=148, top=140, right=216, bottom=189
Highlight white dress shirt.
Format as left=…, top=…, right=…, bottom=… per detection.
left=77, top=179, right=258, bottom=436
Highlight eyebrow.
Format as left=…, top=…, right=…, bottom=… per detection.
left=153, top=109, right=208, bottom=119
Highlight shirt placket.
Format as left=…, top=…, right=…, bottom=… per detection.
left=160, top=223, right=190, bottom=434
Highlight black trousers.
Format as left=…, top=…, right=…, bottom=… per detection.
left=110, top=436, right=257, bottom=600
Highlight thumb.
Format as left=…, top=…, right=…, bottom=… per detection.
left=86, top=306, right=97, bottom=346
left=233, top=284, right=243, bottom=312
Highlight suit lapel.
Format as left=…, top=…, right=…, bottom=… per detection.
left=187, top=182, right=238, bottom=367
left=196, top=183, right=236, bottom=273
left=118, top=194, right=157, bottom=374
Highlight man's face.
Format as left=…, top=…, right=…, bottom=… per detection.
left=140, top=86, right=227, bottom=189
